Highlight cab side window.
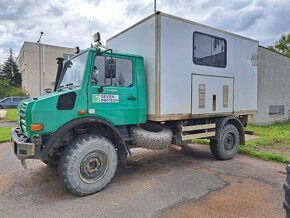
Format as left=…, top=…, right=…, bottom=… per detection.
left=92, top=56, right=133, bottom=87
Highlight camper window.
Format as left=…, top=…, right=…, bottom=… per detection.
left=193, top=32, right=226, bottom=68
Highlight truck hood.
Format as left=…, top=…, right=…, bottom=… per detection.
left=19, top=88, right=82, bottom=137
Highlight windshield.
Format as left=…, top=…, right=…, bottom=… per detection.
left=58, top=51, right=88, bottom=88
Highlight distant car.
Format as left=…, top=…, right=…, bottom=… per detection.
left=0, top=96, right=28, bottom=109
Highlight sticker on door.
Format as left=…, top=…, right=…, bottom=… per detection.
left=92, top=94, right=119, bottom=103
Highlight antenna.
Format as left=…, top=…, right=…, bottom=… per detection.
left=89, top=21, right=93, bottom=48
left=37, top=31, right=44, bottom=43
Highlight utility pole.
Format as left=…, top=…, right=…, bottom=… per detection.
left=37, top=31, right=44, bottom=95
left=154, top=0, right=156, bottom=12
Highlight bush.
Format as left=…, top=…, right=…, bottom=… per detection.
left=0, top=79, right=27, bottom=99
left=7, top=86, right=27, bottom=97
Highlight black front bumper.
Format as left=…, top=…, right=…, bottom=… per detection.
left=11, top=127, right=36, bottom=159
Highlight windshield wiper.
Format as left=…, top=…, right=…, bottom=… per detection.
left=57, top=83, right=74, bottom=91
left=65, top=83, right=74, bottom=87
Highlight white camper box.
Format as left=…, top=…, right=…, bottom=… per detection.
left=107, top=12, right=258, bottom=122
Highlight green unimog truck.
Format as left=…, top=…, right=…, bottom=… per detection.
left=11, top=12, right=258, bottom=196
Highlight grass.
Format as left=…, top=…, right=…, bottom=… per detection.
left=0, top=109, right=17, bottom=143
left=241, top=122, right=290, bottom=163
left=192, top=122, right=290, bottom=164
left=0, top=127, right=11, bottom=143
left=6, top=109, right=18, bottom=122
left=238, top=146, right=290, bottom=163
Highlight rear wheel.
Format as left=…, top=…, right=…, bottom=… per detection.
left=59, top=134, right=117, bottom=196
left=0, top=105, right=3, bottom=109
left=210, top=124, right=240, bottom=160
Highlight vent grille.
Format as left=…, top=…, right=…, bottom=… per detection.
left=223, top=85, right=229, bottom=108
left=20, top=102, right=27, bottom=132
left=199, top=84, right=206, bottom=109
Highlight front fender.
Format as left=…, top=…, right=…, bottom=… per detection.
left=41, top=116, right=129, bottom=161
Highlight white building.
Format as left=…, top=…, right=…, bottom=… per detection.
left=17, top=42, right=74, bottom=97
left=252, top=46, right=290, bottom=125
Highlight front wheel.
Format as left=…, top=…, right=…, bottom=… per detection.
left=210, top=124, right=240, bottom=160
left=59, top=134, right=117, bottom=196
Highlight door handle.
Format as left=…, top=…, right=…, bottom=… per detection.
left=127, top=96, right=136, bottom=101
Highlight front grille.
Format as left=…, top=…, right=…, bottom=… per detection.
left=20, top=102, right=28, bottom=133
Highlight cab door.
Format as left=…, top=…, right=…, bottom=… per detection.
left=87, top=54, right=138, bottom=125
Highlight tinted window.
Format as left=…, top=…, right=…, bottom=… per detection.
left=92, top=56, right=133, bottom=87
left=14, top=97, right=22, bottom=102
left=193, top=32, right=226, bottom=68
left=2, top=98, right=11, bottom=103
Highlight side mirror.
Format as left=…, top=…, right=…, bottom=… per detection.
left=93, top=32, right=101, bottom=43
left=105, top=59, right=116, bottom=79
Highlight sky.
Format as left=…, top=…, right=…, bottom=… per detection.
left=0, top=0, right=289, bottom=63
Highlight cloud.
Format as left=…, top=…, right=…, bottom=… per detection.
left=0, top=0, right=289, bottom=63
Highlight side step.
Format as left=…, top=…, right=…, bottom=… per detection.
left=181, top=123, right=216, bottom=141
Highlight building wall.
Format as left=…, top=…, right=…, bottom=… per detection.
left=17, top=42, right=74, bottom=97
left=254, top=46, right=290, bottom=125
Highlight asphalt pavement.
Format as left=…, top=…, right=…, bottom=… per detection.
left=0, top=142, right=287, bottom=218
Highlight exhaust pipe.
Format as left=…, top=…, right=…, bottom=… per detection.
left=54, top=57, right=65, bottom=91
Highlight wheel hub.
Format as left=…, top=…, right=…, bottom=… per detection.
left=224, top=133, right=235, bottom=151
left=85, top=157, right=100, bottom=174
left=79, top=151, right=108, bottom=183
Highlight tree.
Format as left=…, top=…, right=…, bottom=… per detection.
left=0, top=79, right=10, bottom=99
left=268, top=32, right=290, bottom=57
left=0, top=48, right=22, bottom=87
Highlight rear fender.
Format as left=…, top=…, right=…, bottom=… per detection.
left=212, top=116, right=245, bottom=145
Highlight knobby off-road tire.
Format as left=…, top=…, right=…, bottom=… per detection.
left=210, top=124, right=240, bottom=160
left=59, top=134, right=117, bottom=196
left=284, top=164, right=290, bottom=218
left=130, top=122, right=172, bottom=150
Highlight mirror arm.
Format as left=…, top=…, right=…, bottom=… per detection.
left=97, top=48, right=114, bottom=93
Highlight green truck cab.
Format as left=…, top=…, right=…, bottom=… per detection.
left=11, top=45, right=147, bottom=195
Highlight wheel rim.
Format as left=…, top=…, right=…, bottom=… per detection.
left=79, top=150, right=109, bottom=184
left=224, top=132, right=236, bottom=151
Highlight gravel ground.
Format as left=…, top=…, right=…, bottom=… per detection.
left=0, top=142, right=287, bottom=218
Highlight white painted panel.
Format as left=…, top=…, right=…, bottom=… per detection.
left=191, top=74, right=234, bottom=114
left=160, top=15, right=193, bottom=115
left=108, top=13, right=258, bottom=119
left=159, top=15, right=257, bottom=116
left=107, top=16, right=156, bottom=115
